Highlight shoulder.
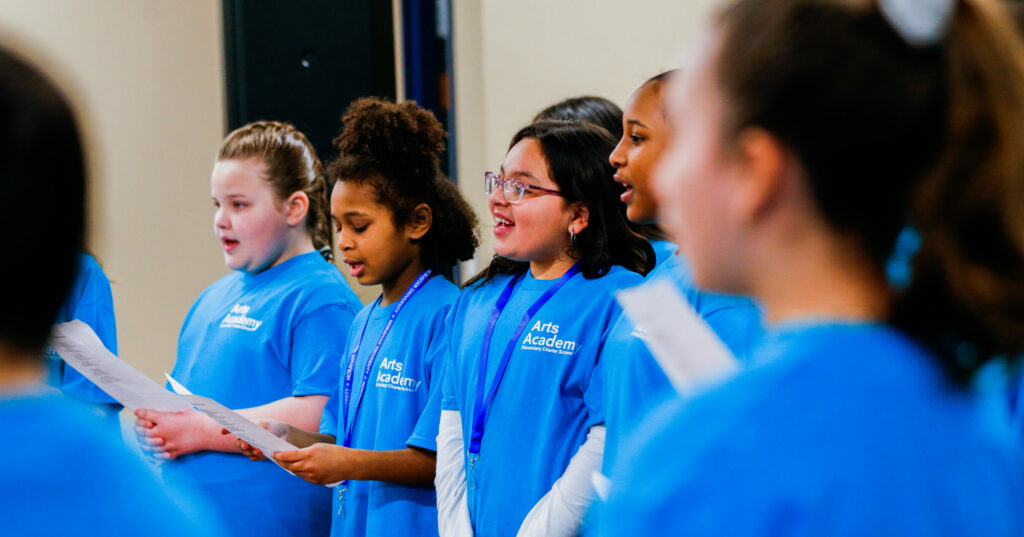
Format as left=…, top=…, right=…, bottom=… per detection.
left=583, top=264, right=644, bottom=289
left=272, top=258, right=362, bottom=312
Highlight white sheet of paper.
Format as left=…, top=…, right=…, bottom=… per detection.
left=591, top=471, right=612, bottom=502
left=182, top=393, right=297, bottom=455
left=164, top=373, right=192, bottom=395
left=49, top=321, right=192, bottom=412
left=166, top=374, right=340, bottom=487
left=615, top=280, right=739, bottom=395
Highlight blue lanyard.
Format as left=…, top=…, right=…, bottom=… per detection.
left=468, top=263, right=581, bottom=456
left=341, top=269, right=433, bottom=448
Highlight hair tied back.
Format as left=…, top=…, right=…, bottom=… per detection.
left=879, top=0, right=957, bottom=47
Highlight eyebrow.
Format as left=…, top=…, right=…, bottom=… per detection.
left=343, top=211, right=370, bottom=218
left=627, top=118, right=650, bottom=129
left=502, top=168, right=540, bottom=182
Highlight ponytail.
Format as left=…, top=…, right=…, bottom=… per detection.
left=715, top=0, right=1024, bottom=382
left=891, top=0, right=1024, bottom=382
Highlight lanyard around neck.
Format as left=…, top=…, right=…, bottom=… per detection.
left=341, top=269, right=433, bottom=448
left=468, top=263, right=581, bottom=456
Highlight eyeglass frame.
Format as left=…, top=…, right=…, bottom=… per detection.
left=484, top=171, right=563, bottom=204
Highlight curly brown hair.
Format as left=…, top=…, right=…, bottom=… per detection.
left=327, top=97, right=478, bottom=270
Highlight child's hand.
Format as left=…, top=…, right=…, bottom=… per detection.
left=229, top=419, right=290, bottom=461
left=134, top=408, right=218, bottom=460
left=274, top=443, right=354, bottom=485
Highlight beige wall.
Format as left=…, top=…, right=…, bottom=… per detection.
left=452, top=0, right=725, bottom=276
left=0, top=0, right=719, bottom=383
left=1, top=0, right=228, bottom=381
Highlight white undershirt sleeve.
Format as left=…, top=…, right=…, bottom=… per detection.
left=436, top=409, right=474, bottom=537
left=515, top=424, right=606, bottom=537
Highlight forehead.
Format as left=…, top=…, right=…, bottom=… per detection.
left=625, top=83, right=667, bottom=125
left=211, top=158, right=269, bottom=193
left=668, top=29, right=720, bottom=122
left=330, top=179, right=387, bottom=213
left=502, top=138, right=554, bottom=186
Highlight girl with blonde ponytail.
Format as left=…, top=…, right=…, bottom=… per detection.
left=135, top=121, right=362, bottom=537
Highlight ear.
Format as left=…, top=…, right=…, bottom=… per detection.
left=567, top=201, right=590, bottom=236
left=405, top=203, right=433, bottom=241
left=283, top=191, right=310, bottom=227
left=732, top=127, right=788, bottom=223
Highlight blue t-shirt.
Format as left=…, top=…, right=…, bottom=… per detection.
left=165, top=251, right=361, bottom=537
left=649, top=239, right=677, bottom=267
left=600, top=252, right=762, bottom=473
left=0, top=387, right=225, bottom=536
left=46, top=254, right=120, bottom=421
left=593, top=322, right=1024, bottom=536
left=441, top=265, right=642, bottom=537
left=318, top=274, right=456, bottom=537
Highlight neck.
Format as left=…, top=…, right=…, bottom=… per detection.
left=0, top=343, right=44, bottom=391
left=529, top=253, right=577, bottom=280
left=753, top=231, right=891, bottom=325
left=265, top=231, right=315, bottom=272
left=380, top=257, right=428, bottom=306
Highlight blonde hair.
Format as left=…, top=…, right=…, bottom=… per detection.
left=218, top=120, right=333, bottom=261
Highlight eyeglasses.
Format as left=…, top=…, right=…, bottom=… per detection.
left=484, top=171, right=563, bottom=204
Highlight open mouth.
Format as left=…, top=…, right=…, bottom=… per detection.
left=614, top=174, right=635, bottom=203
left=221, top=238, right=240, bottom=252
left=494, top=215, right=515, bottom=236
left=345, top=260, right=366, bottom=278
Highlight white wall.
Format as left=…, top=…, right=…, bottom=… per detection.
left=452, top=0, right=725, bottom=275
left=0, top=0, right=721, bottom=382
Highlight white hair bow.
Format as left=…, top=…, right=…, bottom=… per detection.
left=879, top=0, right=957, bottom=47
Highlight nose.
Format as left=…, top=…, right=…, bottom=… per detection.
left=336, top=227, right=355, bottom=251
left=488, top=180, right=508, bottom=207
left=609, top=137, right=627, bottom=169
left=214, top=206, right=229, bottom=230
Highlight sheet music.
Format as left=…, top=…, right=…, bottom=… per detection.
left=615, top=280, right=739, bottom=395
left=49, top=321, right=191, bottom=412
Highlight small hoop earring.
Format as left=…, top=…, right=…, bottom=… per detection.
left=569, top=229, right=576, bottom=242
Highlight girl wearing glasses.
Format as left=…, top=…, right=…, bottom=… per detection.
left=593, top=0, right=1024, bottom=534
left=435, top=120, right=654, bottom=537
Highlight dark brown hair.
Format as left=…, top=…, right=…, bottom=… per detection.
left=327, top=97, right=478, bottom=270
left=0, top=47, right=85, bottom=354
left=716, top=0, right=1024, bottom=381
left=218, top=121, right=333, bottom=261
left=468, top=120, right=655, bottom=286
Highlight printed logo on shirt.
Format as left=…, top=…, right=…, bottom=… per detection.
left=220, top=303, right=263, bottom=331
left=376, top=357, right=422, bottom=393
left=520, top=320, right=577, bottom=356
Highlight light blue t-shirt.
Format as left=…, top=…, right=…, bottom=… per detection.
left=165, top=251, right=361, bottom=537
left=318, top=274, right=456, bottom=537
left=593, top=322, right=1024, bottom=536
left=0, top=387, right=225, bottom=536
left=600, top=252, right=762, bottom=473
left=649, top=239, right=677, bottom=267
left=46, top=254, right=121, bottom=425
left=441, top=265, right=642, bottom=537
